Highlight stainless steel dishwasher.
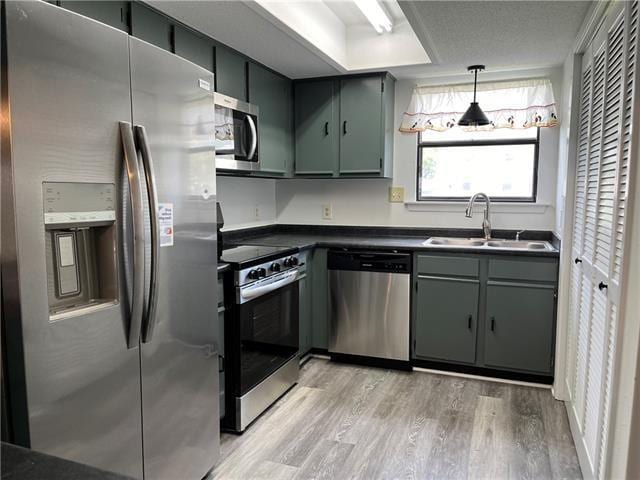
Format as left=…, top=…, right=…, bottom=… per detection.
left=328, top=250, right=411, bottom=363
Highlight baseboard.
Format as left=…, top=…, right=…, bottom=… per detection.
left=412, top=366, right=552, bottom=389
left=411, top=358, right=554, bottom=385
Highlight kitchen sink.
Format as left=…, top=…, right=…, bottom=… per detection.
left=485, top=240, right=550, bottom=250
left=423, top=237, right=554, bottom=252
left=425, top=237, right=486, bottom=246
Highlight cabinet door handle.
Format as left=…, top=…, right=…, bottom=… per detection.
left=343, top=120, right=347, bottom=135
left=324, top=122, right=329, bottom=136
left=467, top=315, right=472, bottom=330
left=490, top=316, right=496, bottom=332
left=574, top=257, right=582, bottom=264
left=598, top=281, right=608, bottom=291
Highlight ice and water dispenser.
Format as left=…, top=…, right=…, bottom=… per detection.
left=43, top=182, right=118, bottom=318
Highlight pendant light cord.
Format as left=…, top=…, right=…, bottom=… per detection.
left=473, top=68, right=478, bottom=103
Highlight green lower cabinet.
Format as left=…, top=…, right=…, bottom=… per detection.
left=412, top=253, right=558, bottom=378
left=415, top=276, right=479, bottom=364
left=299, top=272, right=312, bottom=356
left=248, top=62, right=293, bottom=176
left=311, top=249, right=329, bottom=350
left=484, top=282, right=556, bottom=374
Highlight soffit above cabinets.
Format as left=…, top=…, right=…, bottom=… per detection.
left=146, top=1, right=593, bottom=80
left=145, top=0, right=430, bottom=79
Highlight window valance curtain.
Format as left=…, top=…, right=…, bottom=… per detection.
left=400, top=78, right=558, bottom=133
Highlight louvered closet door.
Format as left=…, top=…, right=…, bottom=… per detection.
left=566, top=2, right=639, bottom=479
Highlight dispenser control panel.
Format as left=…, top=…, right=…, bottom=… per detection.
left=43, top=182, right=116, bottom=225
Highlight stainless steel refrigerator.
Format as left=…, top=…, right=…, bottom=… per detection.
left=1, top=2, right=219, bottom=478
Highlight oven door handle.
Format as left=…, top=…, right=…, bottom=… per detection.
left=240, top=271, right=298, bottom=302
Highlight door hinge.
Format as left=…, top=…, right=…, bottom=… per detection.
left=379, top=158, right=383, bottom=171
left=219, top=355, right=225, bottom=373
left=415, top=281, right=418, bottom=291
left=412, top=339, right=416, bottom=352
left=381, top=78, right=385, bottom=92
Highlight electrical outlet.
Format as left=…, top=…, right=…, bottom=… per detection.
left=254, top=205, right=260, bottom=220
left=389, top=186, right=405, bottom=203
left=322, top=204, right=333, bottom=220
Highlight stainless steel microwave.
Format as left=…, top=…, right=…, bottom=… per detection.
left=214, top=93, right=259, bottom=172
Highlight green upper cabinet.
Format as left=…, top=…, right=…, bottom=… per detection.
left=293, top=72, right=394, bottom=178
left=174, top=26, right=213, bottom=72
left=339, top=76, right=384, bottom=175
left=484, top=282, right=556, bottom=374
left=215, top=46, right=247, bottom=100
left=130, top=3, right=172, bottom=52
left=59, top=1, right=129, bottom=31
left=294, top=80, right=339, bottom=176
left=248, top=62, right=293, bottom=175
left=339, top=74, right=394, bottom=177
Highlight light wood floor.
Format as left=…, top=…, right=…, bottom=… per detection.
left=211, top=358, right=582, bottom=480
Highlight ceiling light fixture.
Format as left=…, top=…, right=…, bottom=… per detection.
left=458, top=65, right=491, bottom=127
left=354, top=0, right=393, bottom=34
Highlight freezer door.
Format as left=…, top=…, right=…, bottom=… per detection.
left=2, top=2, right=143, bottom=478
left=129, top=37, right=219, bottom=480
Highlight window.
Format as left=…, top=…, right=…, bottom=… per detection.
left=417, top=128, right=539, bottom=202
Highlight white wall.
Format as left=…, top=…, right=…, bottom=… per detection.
left=217, top=68, right=564, bottom=232
left=276, top=67, right=563, bottom=230
left=216, top=176, right=276, bottom=230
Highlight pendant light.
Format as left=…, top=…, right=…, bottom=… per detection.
left=458, top=65, right=490, bottom=127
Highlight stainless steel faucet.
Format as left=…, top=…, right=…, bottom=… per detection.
left=465, top=192, right=492, bottom=240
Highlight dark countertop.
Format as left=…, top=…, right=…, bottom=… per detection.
left=217, top=262, right=230, bottom=274
left=223, top=228, right=560, bottom=258
left=1, top=442, right=134, bottom=480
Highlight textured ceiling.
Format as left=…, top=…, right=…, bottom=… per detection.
left=148, top=1, right=594, bottom=79
left=400, top=0, right=593, bottom=74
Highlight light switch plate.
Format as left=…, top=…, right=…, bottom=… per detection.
left=389, top=186, right=405, bottom=203
left=322, top=204, right=333, bottom=220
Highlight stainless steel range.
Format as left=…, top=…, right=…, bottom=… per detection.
left=221, top=245, right=301, bottom=432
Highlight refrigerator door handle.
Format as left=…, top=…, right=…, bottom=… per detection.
left=135, top=125, right=160, bottom=343
left=120, top=121, right=146, bottom=349
left=246, top=114, right=257, bottom=160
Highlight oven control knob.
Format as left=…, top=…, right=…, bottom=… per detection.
left=283, top=257, right=293, bottom=267
left=256, top=268, right=267, bottom=278
left=270, top=262, right=281, bottom=272
left=247, top=269, right=260, bottom=280
left=291, top=257, right=299, bottom=266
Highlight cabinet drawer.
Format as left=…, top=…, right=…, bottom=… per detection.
left=417, top=255, right=479, bottom=277
left=488, top=258, right=557, bottom=283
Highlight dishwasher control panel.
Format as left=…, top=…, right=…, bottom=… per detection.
left=327, top=251, right=411, bottom=273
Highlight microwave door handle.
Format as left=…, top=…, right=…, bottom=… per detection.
left=246, top=114, right=257, bottom=160
left=120, top=122, right=146, bottom=349
left=134, top=125, right=160, bottom=344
